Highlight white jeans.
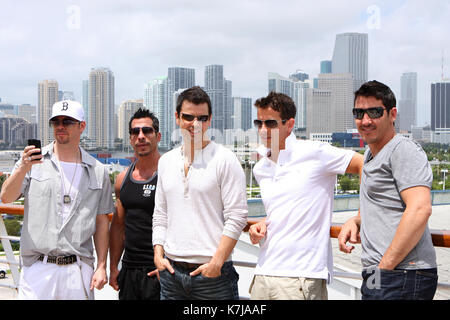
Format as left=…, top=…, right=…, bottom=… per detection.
left=19, top=259, right=94, bottom=300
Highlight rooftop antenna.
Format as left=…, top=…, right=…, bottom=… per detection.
left=442, top=49, right=445, bottom=81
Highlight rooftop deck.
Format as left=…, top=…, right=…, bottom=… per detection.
left=1, top=196, right=450, bottom=300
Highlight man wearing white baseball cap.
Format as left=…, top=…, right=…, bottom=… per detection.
left=1, top=100, right=114, bottom=300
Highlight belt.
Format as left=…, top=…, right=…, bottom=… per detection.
left=168, top=258, right=202, bottom=270
left=38, top=255, right=78, bottom=265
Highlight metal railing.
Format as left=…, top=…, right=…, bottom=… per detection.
left=2, top=205, right=450, bottom=297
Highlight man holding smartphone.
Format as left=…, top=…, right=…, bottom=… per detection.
left=0, top=100, right=113, bottom=300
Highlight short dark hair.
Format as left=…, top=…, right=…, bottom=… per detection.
left=254, top=91, right=296, bottom=120
left=128, top=107, right=159, bottom=133
left=176, top=86, right=212, bottom=116
left=354, top=80, right=396, bottom=111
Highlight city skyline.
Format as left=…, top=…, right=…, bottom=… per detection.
left=1, top=1, right=450, bottom=127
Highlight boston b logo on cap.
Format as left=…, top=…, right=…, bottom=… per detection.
left=50, top=100, right=85, bottom=122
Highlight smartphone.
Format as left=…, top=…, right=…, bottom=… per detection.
left=27, top=139, right=42, bottom=158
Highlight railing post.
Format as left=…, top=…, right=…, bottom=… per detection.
left=0, top=214, right=20, bottom=290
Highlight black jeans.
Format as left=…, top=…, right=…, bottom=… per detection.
left=361, top=267, right=438, bottom=300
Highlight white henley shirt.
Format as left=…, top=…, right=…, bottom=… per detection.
left=152, top=141, right=248, bottom=264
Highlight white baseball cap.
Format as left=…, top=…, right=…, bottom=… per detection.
left=50, top=100, right=85, bottom=122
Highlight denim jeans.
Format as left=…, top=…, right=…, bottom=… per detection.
left=159, top=261, right=239, bottom=300
left=361, top=267, right=438, bottom=300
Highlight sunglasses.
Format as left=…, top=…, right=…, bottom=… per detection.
left=253, top=119, right=287, bottom=129
left=180, top=113, right=210, bottom=122
left=49, top=118, right=80, bottom=127
left=352, top=107, right=387, bottom=120
left=129, top=126, right=155, bottom=136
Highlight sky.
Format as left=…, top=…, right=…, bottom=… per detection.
left=1, top=0, right=449, bottom=126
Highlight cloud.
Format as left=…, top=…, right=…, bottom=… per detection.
left=0, top=0, right=448, bottom=125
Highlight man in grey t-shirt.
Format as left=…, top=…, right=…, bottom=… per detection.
left=338, top=80, right=437, bottom=300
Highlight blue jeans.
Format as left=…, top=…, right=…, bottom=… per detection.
left=159, top=260, right=239, bottom=300
left=361, top=267, right=438, bottom=300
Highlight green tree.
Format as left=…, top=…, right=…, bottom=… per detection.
left=339, top=175, right=352, bottom=192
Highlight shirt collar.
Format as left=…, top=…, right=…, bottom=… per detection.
left=44, top=141, right=96, bottom=167
left=256, top=132, right=297, bottom=158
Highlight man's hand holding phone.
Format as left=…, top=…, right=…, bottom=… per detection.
left=23, top=139, right=43, bottom=169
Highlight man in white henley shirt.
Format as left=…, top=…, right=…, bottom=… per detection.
left=152, top=86, right=248, bottom=300
left=249, top=92, right=363, bottom=300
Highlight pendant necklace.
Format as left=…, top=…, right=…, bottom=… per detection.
left=59, top=151, right=79, bottom=204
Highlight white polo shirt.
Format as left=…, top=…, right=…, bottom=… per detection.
left=253, top=133, right=354, bottom=282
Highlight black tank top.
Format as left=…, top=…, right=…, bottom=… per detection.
left=119, top=161, right=157, bottom=268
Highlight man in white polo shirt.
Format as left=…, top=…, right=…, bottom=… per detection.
left=249, top=92, right=363, bottom=300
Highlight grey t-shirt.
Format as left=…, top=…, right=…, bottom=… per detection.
left=360, top=134, right=436, bottom=270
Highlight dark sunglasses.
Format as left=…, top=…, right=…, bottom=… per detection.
left=253, top=119, right=287, bottom=129
left=49, top=118, right=80, bottom=127
left=180, top=113, right=210, bottom=122
left=129, top=126, right=155, bottom=136
left=352, top=107, right=387, bottom=120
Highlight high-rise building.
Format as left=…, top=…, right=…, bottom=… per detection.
left=233, top=97, right=252, bottom=131
left=318, top=73, right=355, bottom=133
left=118, top=99, right=144, bottom=151
left=82, top=80, right=89, bottom=136
left=268, top=72, right=309, bottom=130
left=0, top=117, right=37, bottom=148
left=293, top=81, right=310, bottom=129
left=332, top=32, right=368, bottom=91
left=320, top=60, right=332, bottom=74
left=290, top=70, right=309, bottom=82
left=58, top=91, right=75, bottom=101
left=205, top=65, right=225, bottom=133
left=88, top=67, right=115, bottom=149
left=268, top=72, right=294, bottom=97
left=224, top=79, right=233, bottom=130
left=168, top=67, right=195, bottom=91
left=0, top=103, right=16, bottom=117
left=38, top=79, right=59, bottom=145
left=431, top=81, right=450, bottom=139
left=144, top=76, right=174, bottom=149
left=306, top=89, right=332, bottom=137
left=398, top=72, right=417, bottom=132
left=17, top=104, right=37, bottom=124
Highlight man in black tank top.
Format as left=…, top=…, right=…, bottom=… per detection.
left=109, top=108, right=161, bottom=300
